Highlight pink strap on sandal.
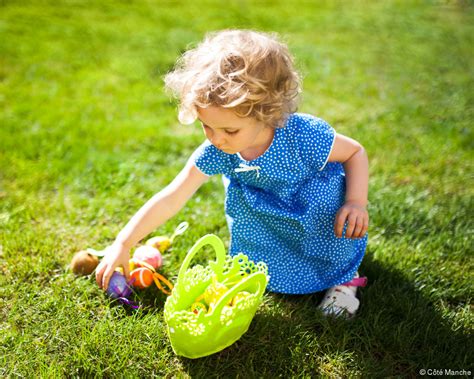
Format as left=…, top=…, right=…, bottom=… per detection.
left=341, top=276, right=368, bottom=287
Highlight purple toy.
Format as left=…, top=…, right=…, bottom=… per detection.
left=106, top=272, right=138, bottom=308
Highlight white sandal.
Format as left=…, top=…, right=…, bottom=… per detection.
left=318, top=273, right=368, bottom=318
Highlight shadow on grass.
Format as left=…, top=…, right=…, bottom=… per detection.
left=175, top=253, right=472, bottom=377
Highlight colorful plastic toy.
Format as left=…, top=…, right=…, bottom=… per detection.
left=197, top=277, right=229, bottom=306
left=146, top=222, right=188, bottom=253
left=132, top=245, right=162, bottom=270
left=105, top=271, right=139, bottom=308
left=130, top=267, right=155, bottom=289
left=191, top=302, right=207, bottom=315
left=127, top=258, right=174, bottom=295
left=190, top=271, right=255, bottom=315
left=231, top=291, right=251, bottom=306
left=164, top=234, right=269, bottom=359
left=191, top=283, right=253, bottom=315
left=70, top=250, right=99, bottom=276
left=106, top=271, right=132, bottom=299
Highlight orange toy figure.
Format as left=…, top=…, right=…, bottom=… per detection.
left=129, top=258, right=174, bottom=295
left=130, top=267, right=155, bottom=289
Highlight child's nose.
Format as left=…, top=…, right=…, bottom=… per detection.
left=211, top=133, right=226, bottom=148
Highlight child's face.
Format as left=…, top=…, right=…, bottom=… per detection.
left=196, top=106, right=271, bottom=155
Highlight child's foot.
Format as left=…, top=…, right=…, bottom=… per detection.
left=318, top=272, right=368, bottom=319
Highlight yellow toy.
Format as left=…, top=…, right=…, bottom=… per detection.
left=201, top=279, right=229, bottom=306
left=190, top=274, right=254, bottom=314
left=231, top=291, right=251, bottom=306
left=191, top=302, right=207, bottom=315
left=146, top=222, right=188, bottom=253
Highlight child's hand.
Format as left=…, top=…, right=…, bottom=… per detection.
left=95, top=242, right=131, bottom=290
left=334, top=202, right=369, bottom=239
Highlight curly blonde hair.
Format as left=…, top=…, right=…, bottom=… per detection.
left=164, top=29, right=301, bottom=128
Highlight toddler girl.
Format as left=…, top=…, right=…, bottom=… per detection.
left=96, top=30, right=369, bottom=318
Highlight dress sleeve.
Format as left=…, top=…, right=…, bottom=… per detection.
left=296, top=115, right=336, bottom=171
left=190, top=140, right=230, bottom=176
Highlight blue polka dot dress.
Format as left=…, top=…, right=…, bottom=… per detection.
left=191, top=113, right=367, bottom=294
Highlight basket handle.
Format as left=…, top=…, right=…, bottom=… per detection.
left=210, top=271, right=267, bottom=317
left=177, top=234, right=227, bottom=284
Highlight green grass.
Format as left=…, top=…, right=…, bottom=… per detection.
left=1, top=0, right=473, bottom=377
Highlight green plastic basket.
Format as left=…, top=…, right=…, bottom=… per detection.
left=164, top=234, right=269, bottom=359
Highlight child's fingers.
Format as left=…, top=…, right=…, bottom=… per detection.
left=123, top=262, right=130, bottom=281
left=334, top=208, right=349, bottom=237
left=96, top=262, right=106, bottom=288
left=353, top=215, right=369, bottom=238
left=102, top=267, right=114, bottom=291
left=344, top=213, right=358, bottom=238
left=359, top=217, right=369, bottom=237
left=352, top=217, right=364, bottom=238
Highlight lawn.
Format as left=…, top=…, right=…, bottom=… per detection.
left=1, top=0, right=473, bottom=377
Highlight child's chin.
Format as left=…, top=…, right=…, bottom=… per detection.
left=222, top=148, right=236, bottom=154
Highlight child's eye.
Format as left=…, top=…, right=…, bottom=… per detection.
left=201, top=123, right=238, bottom=135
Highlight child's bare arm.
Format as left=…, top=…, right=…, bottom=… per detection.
left=328, top=134, right=369, bottom=239
left=96, top=158, right=209, bottom=290
left=114, top=159, right=209, bottom=249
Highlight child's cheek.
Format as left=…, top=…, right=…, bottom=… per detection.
left=204, top=129, right=212, bottom=139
